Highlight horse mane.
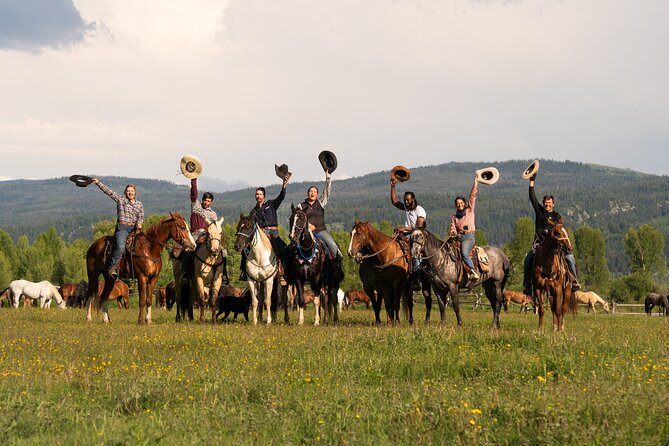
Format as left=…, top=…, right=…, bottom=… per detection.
left=143, top=214, right=173, bottom=240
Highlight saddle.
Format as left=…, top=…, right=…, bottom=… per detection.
left=104, top=229, right=141, bottom=274
left=394, top=229, right=414, bottom=272
left=449, top=238, right=489, bottom=280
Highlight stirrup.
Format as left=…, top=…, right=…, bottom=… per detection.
left=108, top=265, right=119, bottom=279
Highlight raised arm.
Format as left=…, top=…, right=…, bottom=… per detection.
left=93, top=178, right=121, bottom=203
left=390, top=178, right=404, bottom=210
left=529, top=174, right=541, bottom=214
left=468, top=177, right=478, bottom=211
left=319, top=171, right=332, bottom=207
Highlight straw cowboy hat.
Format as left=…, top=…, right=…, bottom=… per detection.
left=475, top=167, right=500, bottom=185
left=390, top=165, right=411, bottom=182
left=274, top=163, right=292, bottom=179
left=180, top=155, right=202, bottom=179
left=318, top=150, right=338, bottom=173
left=522, top=160, right=540, bottom=180
left=69, top=175, right=95, bottom=187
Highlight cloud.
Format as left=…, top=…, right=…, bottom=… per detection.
left=0, top=0, right=94, bottom=52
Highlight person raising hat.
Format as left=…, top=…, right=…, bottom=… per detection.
left=449, top=176, right=479, bottom=282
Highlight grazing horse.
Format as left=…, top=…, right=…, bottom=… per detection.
left=288, top=206, right=343, bottom=325
left=234, top=212, right=288, bottom=325
left=8, top=279, right=66, bottom=309
left=645, top=292, right=669, bottom=316
left=85, top=212, right=195, bottom=324
left=348, top=220, right=411, bottom=325
left=1, top=287, right=11, bottom=307
left=344, top=289, right=372, bottom=309
left=504, top=290, right=535, bottom=314
left=531, top=223, right=578, bottom=331
left=574, top=290, right=610, bottom=314
left=410, top=229, right=510, bottom=328
left=97, top=280, right=130, bottom=310
left=192, top=217, right=226, bottom=324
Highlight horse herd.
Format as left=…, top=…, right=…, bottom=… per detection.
left=3, top=212, right=668, bottom=328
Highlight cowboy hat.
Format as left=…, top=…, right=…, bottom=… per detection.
left=390, top=165, right=411, bottom=182
left=318, top=150, right=338, bottom=173
left=69, top=175, right=95, bottom=187
left=180, top=154, right=202, bottom=179
left=475, top=167, right=500, bottom=185
left=274, top=163, right=292, bottom=179
left=522, top=159, right=540, bottom=180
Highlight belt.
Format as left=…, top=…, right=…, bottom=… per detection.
left=459, top=229, right=476, bottom=234
left=118, top=221, right=134, bottom=227
left=262, top=226, right=278, bottom=231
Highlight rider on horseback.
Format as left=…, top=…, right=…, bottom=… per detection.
left=180, top=178, right=229, bottom=285
left=522, top=173, right=580, bottom=296
left=390, top=176, right=426, bottom=290
left=92, top=178, right=143, bottom=279
left=295, top=170, right=343, bottom=265
left=239, top=172, right=291, bottom=282
left=449, top=176, right=480, bottom=282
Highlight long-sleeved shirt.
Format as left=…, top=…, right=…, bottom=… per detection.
left=529, top=185, right=562, bottom=236
left=253, top=187, right=286, bottom=229
left=190, top=178, right=218, bottom=234
left=297, top=175, right=331, bottom=232
left=96, top=181, right=144, bottom=227
left=450, top=180, right=478, bottom=235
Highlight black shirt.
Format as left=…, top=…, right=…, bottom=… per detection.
left=529, top=185, right=562, bottom=237
left=252, top=187, right=286, bottom=228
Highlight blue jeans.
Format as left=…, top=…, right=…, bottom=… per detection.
left=112, top=224, right=133, bottom=267
left=315, top=230, right=341, bottom=260
left=459, top=232, right=476, bottom=270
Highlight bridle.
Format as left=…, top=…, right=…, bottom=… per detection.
left=236, top=219, right=258, bottom=255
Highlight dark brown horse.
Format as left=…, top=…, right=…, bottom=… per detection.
left=531, top=223, right=578, bottom=332
left=288, top=206, right=344, bottom=325
left=84, top=212, right=195, bottom=324
left=348, top=220, right=411, bottom=325
left=645, top=292, right=669, bottom=316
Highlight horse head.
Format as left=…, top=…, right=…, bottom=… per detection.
left=348, top=220, right=371, bottom=261
left=548, top=223, right=573, bottom=253
left=234, top=212, right=256, bottom=252
left=289, top=204, right=312, bottom=246
left=410, top=228, right=427, bottom=259
left=205, top=217, right=225, bottom=255
left=169, top=211, right=196, bottom=251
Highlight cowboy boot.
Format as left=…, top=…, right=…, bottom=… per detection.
left=108, top=264, right=119, bottom=279
left=221, top=258, right=230, bottom=285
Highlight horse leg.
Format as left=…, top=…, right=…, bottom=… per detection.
left=449, top=285, right=463, bottom=326
left=280, top=284, right=289, bottom=324
left=483, top=280, right=502, bottom=330
left=434, top=288, right=447, bottom=325
left=295, top=281, right=305, bottom=326
left=136, top=275, right=149, bottom=325
left=145, top=275, right=159, bottom=324
left=263, top=279, right=274, bottom=325
left=313, top=289, right=321, bottom=326
left=248, top=281, right=259, bottom=325
left=367, top=287, right=382, bottom=324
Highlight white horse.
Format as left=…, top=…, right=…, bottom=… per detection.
left=193, top=217, right=226, bottom=324
left=574, top=290, right=610, bottom=314
left=234, top=213, right=288, bottom=325
left=8, top=279, right=66, bottom=309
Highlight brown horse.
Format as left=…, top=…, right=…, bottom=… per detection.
left=98, top=280, right=130, bottom=309
left=532, top=223, right=578, bottom=332
left=84, top=212, right=195, bottom=324
left=155, top=285, right=167, bottom=309
left=344, top=289, right=372, bottom=309
left=348, top=220, right=411, bottom=325
left=504, top=290, right=535, bottom=314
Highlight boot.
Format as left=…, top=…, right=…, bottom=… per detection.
left=571, top=280, right=581, bottom=292
left=239, top=269, right=247, bottom=281
left=108, top=264, right=119, bottom=279
left=469, top=271, right=479, bottom=282
left=221, top=258, right=230, bottom=285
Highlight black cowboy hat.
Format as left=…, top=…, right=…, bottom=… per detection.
left=318, top=150, right=338, bottom=173
left=274, top=163, right=292, bottom=179
left=390, top=165, right=411, bottom=182
left=69, top=175, right=95, bottom=187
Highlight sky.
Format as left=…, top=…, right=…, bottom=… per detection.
left=1, top=0, right=668, bottom=187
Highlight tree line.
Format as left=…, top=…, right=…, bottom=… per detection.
left=1, top=214, right=666, bottom=303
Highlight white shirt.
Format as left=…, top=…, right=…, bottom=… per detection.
left=403, top=205, right=426, bottom=229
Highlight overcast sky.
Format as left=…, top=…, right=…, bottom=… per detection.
left=1, top=0, right=667, bottom=186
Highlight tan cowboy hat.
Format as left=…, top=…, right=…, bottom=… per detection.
left=180, top=154, right=202, bottom=179
left=390, top=165, right=411, bottom=182
left=522, top=159, right=540, bottom=180
left=318, top=150, right=338, bottom=173
left=274, top=163, right=292, bottom=179
left=475, top=167, right=500, bottom=185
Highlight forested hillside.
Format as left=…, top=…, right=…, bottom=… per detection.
left=1, top=160, right=668, bottom=275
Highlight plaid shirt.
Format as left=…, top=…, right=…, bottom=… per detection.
left=96, top=181, right=144, bottom=227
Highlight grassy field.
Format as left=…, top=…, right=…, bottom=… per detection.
left=1, top=303, right=667, bottom=445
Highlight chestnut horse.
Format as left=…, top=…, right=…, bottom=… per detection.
left=84, top=212, right=195, bottom=324
left=348, top=220, right=411, bottom=325
left=288, top=206, right=343, bottom=325
left=344, top=289, right=372, bottom=309
left=504, top=290, right=535, bottom=314
left=234, top=212, right=289, bottom=325
left=531, top=223, right=578, bottom=332
left=97, top=280, right=130, bottom=310
left=410, top=229, right=510, bottom=329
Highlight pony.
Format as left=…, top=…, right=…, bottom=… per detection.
left=1, top=287, right=10, bottom=307
left=504, top=290, right=535, bottom=314
left=84, top=212, right=195, bottom=324
left=574, top=290, right=610, bottom=314
left=645, top=292, right=669, bottom=316
left=8, top=279, right=66, bottom=309
left=234, top=212, right=289, bottom=325
left=155, top=285, right=167, bottom=309
left=348, top=220, right=411, bottom=325
left=410, top=228, right=510, bottom=329
left=287, top=205, right=344, bottom=325
left=191, top=217, right=226, bottom=324
left=531, top=223, right=578, bottom=332
left=344, top=289, right=372, bottom=309
left=97, top=280, right=130, bottom=310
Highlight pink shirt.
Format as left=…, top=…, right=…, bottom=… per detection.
left=450, top=181, right=478, bottom=235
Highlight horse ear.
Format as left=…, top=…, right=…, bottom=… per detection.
left=239, top=212, right=244, bottom=219
left=218, top=216, right=225, bottom=227
left=291, top=203, right=296, bottom=211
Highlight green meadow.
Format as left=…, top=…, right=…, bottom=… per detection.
left=1, top=305, right=667, bottom=445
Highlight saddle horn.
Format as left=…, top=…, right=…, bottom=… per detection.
left=475, top=167, right=500, bottom=185
left=522, top=159, right=540, bottom=180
